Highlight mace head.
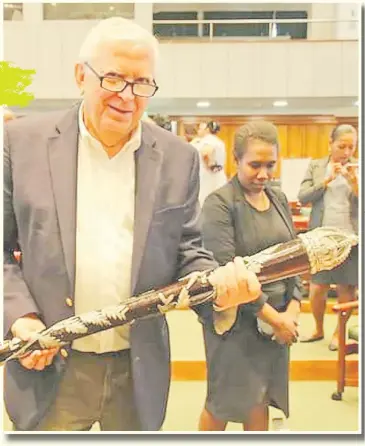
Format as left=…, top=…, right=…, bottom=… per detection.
left=298, top=227, right=358, bottom=275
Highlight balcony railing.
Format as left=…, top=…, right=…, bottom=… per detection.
left=153, top=18, right=359, bottom=41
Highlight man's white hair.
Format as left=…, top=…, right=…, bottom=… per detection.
left=78, top=17, right=159, bottom=64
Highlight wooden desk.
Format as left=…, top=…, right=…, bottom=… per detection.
left=292, top=214, right=309, bottom=232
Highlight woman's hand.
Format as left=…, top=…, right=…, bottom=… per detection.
left=341, top=164, right=358, bottom=195
left=273, top=312, right=299, bottom=346
left=257, top=302, right=299, bottom=346
left=323, top=162, right=342, bottom=187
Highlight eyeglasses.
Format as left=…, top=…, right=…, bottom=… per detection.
left=84, top=62, right=159, bottom=98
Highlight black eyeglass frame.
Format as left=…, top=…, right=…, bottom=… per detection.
left=84, top=61, right=159, bottom=98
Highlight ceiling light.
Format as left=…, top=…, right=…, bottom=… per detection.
left=273, top=100, right=288, bottom=107
left=353, top=100, right=359, bottom=106
left=196, top=101, right=210, bottom=108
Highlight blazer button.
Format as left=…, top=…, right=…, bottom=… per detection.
left=60, top=348, right=69, bottom=358
left=65, top=297, right=73, bottom=307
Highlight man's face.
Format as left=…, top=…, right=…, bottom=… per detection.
left=75, top=40, right=155, bottom=146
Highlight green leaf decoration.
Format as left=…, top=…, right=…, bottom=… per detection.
left=0, top=61, right=36, bottom=107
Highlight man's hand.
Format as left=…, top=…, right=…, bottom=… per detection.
left=209, top=257, right=261, bottom=311
left=11, top=314, right=59, bottom=370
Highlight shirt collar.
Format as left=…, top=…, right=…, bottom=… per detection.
left=78, top=102, right=141, bottom=155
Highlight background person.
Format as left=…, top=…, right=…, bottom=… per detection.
left=191, top=120, right=227, bottom=204
left=298, top=124, right=358, bottom=351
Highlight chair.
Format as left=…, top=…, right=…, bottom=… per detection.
left=331, top=301, right=359, bottom=401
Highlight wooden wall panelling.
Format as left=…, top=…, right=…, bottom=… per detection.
left=287, top=125, right=305, bottom=158
left=304, top=124, right=320, bottom=159
left=224, top=124, right=237, bottom=179
left=174, top=116, right=358, bottom=180
left=319, top=124, right=334, bottom=159
left=275, top=125, right=288, bottom=178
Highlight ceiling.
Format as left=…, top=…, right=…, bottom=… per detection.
left=147, top=96, right=358, bottom=116
left=13, top=96, right=358, bottom=117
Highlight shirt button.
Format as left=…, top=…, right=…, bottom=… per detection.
left=65, top=297, right=73, bottom=307
left=60, top=348, right=68, bottom=358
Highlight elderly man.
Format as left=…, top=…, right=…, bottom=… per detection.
left=4, top=17, right=279, bottom=432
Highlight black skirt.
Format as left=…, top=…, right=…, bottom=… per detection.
left=311, top=245, right=358, bottom=286
left=203, top=312, right=289, bottom=423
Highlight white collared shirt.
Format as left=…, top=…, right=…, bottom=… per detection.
left=72, top=104, right=141, bottom=353
left=322, top=161, right=353, bottom=233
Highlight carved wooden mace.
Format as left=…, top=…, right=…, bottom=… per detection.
left=0, top=227, right=358, bottom=364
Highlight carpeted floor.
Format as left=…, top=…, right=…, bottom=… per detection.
left=163, top=380, right=359, bottom=432
left=2, top=310, right=359, bottom=432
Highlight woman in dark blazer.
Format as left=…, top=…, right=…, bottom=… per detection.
left=198, top=121, right=302, bottom=431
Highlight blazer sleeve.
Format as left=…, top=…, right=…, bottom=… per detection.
left=298, top=160, right=326, bottom=205
left=175, top=149, right=218, bottom=279
left=201, top=193, right=236, bottom=265
left=174, top=149, right=218, bottom=326
left=3, top=126, right=40, bottom=337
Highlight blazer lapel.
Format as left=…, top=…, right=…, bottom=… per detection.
left=266, top=188, right=297, bottom=239
left=232, top=176, right=297, bottom=239
left=131, top=123, right=163, bottom=294
left=316, top=156, right=330, bottom=182
left=47, top=105, right=79, bottom=292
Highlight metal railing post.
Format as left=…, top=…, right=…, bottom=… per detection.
left=209, top=22, right=213, bottom=41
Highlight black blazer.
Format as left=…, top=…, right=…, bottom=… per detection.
left=202, top=175, right=303, bottom=308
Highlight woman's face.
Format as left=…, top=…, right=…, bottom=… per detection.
left=237, top=139, right=278, bottom=194
left=330, top=132, right=357, bottom=164
left=197, top=123, right=208, bottom=138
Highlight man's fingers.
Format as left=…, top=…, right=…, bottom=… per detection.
left=20, top=351, right=41, bottom=369
left=233, top=257, right=248, bottom=292
left=211, top=258, right=261, bottom=309
left=46, top=348, right=60, bottom=366
left=246, top=270, right=261, bottom=299
left=233, top=257, right=250, bottom=299
left=45, top=354, right=55, bottom=367
left=234, top=257, right=261, bottom=302
left=209, top=267, right=225, bottom=295
left=33, top=354, right=48, bottom=371
left=234, top=257, right=260, bottom=292
left=211, top=262, right=239, bottom=310
left=224, top=261, right=239, bottom=300
left=210, top=267, right=228, bottom=309
left=19, top=348, right=58, bottom=370
left=233, top=257, right=248, bottom=277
